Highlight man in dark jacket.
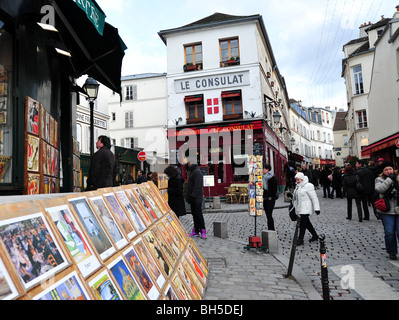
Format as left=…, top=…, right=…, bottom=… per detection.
left=87, top=135, right=117, bottom=191
left=186, top=162, right=206, bottom=238
left=136, top=170, right=147, bottom=184
left=320, top=165, right=332, bottom=198
left=263, top=164, right=278, bottom=230
left=356, top=159, right=377, bottom=220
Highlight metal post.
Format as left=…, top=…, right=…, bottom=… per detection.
left=319, top=234, right=330, bottom=300
left=285, top=215, right=301, bottom=277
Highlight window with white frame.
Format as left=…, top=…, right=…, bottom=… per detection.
left=125, top=85, right=137, bottom=101
left=353, top=65, right=364, bottom=95
left=125, top=137, right=138, bottom=149
left=125, top=111, right=134, bottom=128
left=357, top=110, right=367, bottom=129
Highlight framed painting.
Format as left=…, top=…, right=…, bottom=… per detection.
left=88, top=269, right=122, bottom=300
left=138, top=186, right=163, bottom=218
left=181, top=256, right=204, bottom=296
left=150, top=225, right=178, bottom=267
left=163, top=283, right=179, bottom=300
left=161, top=218, right=185, bottom=252
left=26, top=97, right=39, bottom=136
left=27, top=134, right=39, bottom=172
left=123, top=188, right=152, bottom=227
left=45, top=205, right=101, bottom=278
left=27, top=173, right=40, bottom=195
left=0, top=212, right=69, bottom=289
left=107, top=256, right=146, bottom=300
left=144, top=184, right=169, bottom=215
left=114, top=190, right=146, bottom=234
left=88, top=196, right=128, bottom=250
left=132, top=238, right=165, bottom=289
left=176, top=261, right=201, bottom=300
left=0, top=256, right=19, bottom=300
left=33, top=271, right=90, bottom=300
left=142, top=231, right=171, bottom=278
left=184, top=244, right=208, bottom=287
left=123, top=246, right=160, bottom=300
left=147, top=182, right=171, bottom=213
left=156, top=221, right=181, bottom=258
left=171, top=273, right=192, bottom=300
left=102, top=193, right=136, bottom=239
left=166, top=213, right=188, bottom=246
left=132, top=187, right=158, bottom=221
left=68, top=197, right=115, bottom=261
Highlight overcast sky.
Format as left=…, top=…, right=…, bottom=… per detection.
left=96, top=0, right=396, bottom=110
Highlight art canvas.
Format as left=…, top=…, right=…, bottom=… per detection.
left=162, top=218, right=185, bottom=252
left=27, top=173, right=40, bottom=195
left=139, top=186, right=163, bottom=218
left=132, top=188, right=158, bottom=221
left=68, top=197, right=115, bottom=261
left=150, top=226, right=178, bottom=267
left=163, top=284, right=179, bottom=300
left=103, top=193, right=136, bottom=239
left=88, top=196, right=128, bottom=249
left=177, top=262, right=201, bottom=300
left=114, top=190, right=146, bottom=233
left=142, top=231, right=171, bottom=277
left=181, top=256, right=204, bottom=296
left=46, top=205, right=101, bottom=278
left=156, top=221, right=181, bottom=258
left=0, top=256, right=19, bottom=300
left=27, top=97, right=39, bottom=136
left=124, top=188, right=152, bottom=226
left=0, top=212, right=68, bottom=289
left=107, top=256, right=146, bottom=300
left=123, top=246, right=159, bottom=300
left=89, top=270, right=121, bottom=300
left=33, top=271, right=89, bottom=300
left=171, top=273, right=192, bottom=300
left=27, top=134, right=39, bottom=172
left=132, top=238, right=165, bottom=289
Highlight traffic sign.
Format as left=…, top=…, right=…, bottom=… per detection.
left=396, top=138, right=399, bottom=148
left=137, top=151, right=147, bottom=161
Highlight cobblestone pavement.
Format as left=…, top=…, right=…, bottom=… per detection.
left=181, top=189, right=399, bottom=300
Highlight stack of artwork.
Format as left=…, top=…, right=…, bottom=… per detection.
left=0, top=181, right=208, bottom=300
left=248, top=155, right=263, bottom=216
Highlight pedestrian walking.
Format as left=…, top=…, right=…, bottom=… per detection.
left=331, top=167, right=343, bottom=199
left=164, top=166, right=186, bottom=219
left=86, top=135, right=117, bottom=191
left=375, top=162, right=399, bottom=260
left=292, top=172, right=320, bottom=245
left=342, top=165, right=364, bottom=221
left=263, top=164, right=278, bottom=231
left=320, top=165, right=332, bottom=199
left=186, top=162, right=206, bottom=239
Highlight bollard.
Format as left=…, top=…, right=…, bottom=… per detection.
left=285, top=215, right=301, bottom=278
left=319, top=234, right=330, bottom=300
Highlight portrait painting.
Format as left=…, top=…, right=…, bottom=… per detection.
left=114, top=191, right=146, bottom=234
left=0, top=212, right=68, bottom=289
left=107, top=256, right=146, bottom=300
left=33, top=271, right=89, bottom=300
left=88, top=270, right=121, bottom=300
left=68, top=197, right=115, bottom=261
left=103, top=193, right=136, bottom=239
left=45, top=205, right=101, bottom=278
left=161, top=218, right=185, bottom=252
left=144, top=185, right=169, bottom=215
left=123, top=246, right=159, bottom=300
left=89, top=196, right=127, bottom=249
left=27, top=97, right=39, bottom=136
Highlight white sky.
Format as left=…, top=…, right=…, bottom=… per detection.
left=96, top=0, right=397, bottom=110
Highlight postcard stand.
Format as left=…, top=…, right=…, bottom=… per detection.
left=245, top=155, right=268, bottom=251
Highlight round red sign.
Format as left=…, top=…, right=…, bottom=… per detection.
left=137, top=151, right=147, bottom=161
left=396, top=139, right=399, bottom=148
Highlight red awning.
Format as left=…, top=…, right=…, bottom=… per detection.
left=361, top=132, right=399, bottom=157
left=221, top=90, right=241, bottom=98
left=184, top=95, right=203, bottom=102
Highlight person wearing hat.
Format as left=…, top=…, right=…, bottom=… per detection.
left=292, top=172, right=320, bottom=245
left=375, top=162, right=399, bottom=260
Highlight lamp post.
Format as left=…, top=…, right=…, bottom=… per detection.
left=83, top=77, right=100, bottom=156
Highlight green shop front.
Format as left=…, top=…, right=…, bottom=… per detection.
left=0, top=0, right=125, bottom=195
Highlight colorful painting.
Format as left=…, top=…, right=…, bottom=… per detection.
left=27, top=135, right=39, bottom=172
left=123, top=246, right=159, bottom=300
left=107, top=257, right=146, bottom=300
left=142, top=231, right=171, bottom=277
left=46, top=205, right=101, bottom=278
left=133, top=188, right=158, bottom=221
left=69, top=197, right=115, bottom=261
left=34, top=271, right=89, bottom=300
left=171, top=273, right=191, bottom=300
left=114, top=191, right=146, bottom=233
left=89, top=270, right=121, bottom=300
left=177, top=262, right=200, bottom=300
left=0, top=212, right=68, bottom=289
left=27, top=97, right=39, bottom=136
left=124, top=188, right=152, bottom=226
left=163, top=284, right=179, bottom=300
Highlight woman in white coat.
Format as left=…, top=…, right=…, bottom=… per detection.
left=293, top=172, right=321, bottom=245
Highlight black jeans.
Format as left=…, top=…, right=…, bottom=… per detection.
left=298, top=214, right=317, bottom=240
left=190, top=201, right=205, bottom=232
left=323, top=183, right=331, bottom=198
left=263, top=198, right=276, bottom=230
left=346, top=197, right=362, bottom=220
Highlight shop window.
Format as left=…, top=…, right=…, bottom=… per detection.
left=0, top=20, right=13, bottom=183
left=222, top=90, right=242, bottom=120
left=184, top=43, right=203, bottom=72
left=185, top=95, right=204, bottom=124
left=220, top=38, right=240, bottom=67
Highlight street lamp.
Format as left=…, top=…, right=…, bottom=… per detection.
left=83, top=77, right=100, bottom=156
left=272, top=110, right=281, bottom=125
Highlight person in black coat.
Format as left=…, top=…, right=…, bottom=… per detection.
left=136, top=170, right=147, bottom=184
left=263, top=164, right=278, bottom=231
left=342, top=165, right=364, bottom=221
left=356, top=160, right=377, bottom=220
left=87, top=136, right=117, bottom=191
left=331, top=167, right=343, bottom=199
left=164, top=165, right=186, bottom=218
left=320, top=165, right=332, bottom=198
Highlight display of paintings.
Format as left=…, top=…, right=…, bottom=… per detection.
left=124, top=188, right=152, bottom=227
left=156, top=221, right=181, bottom=259
left=139, top=186, right=164, bottom=218
left=102, top=193, right=136, bottom=239
left=132, top=187, right=158, bottom=221
left=68, top=197, right=115, bottom=261
left=171, top=273, right=192, bottom=300
left=49, top=115, right=54, bottom=146
left=163, top=283, right=179, bottom=300
left=27, top=173, right=40, bottom=195
left=142, top=231, right=172, bottom=277
left=181, top=256, right=205, bottom=296
left=27, top=134, right=39, bottom=172
left=114, top=190, right=146, bottom=234
left=162, top=217, right=185, bottom=252
left=248, top=155, right=263, bottom=217
left=150, top=225, right=178, bottom=267
left=107, top=256, right=146, bottom=300
left=26, top=97, right=39, bottom=136
left=33, top=271, right=89, bottom=300
left=132, top=238, right=165, bottom=289
left=88, top=269, right=122, bottom=300
left=166, top=213, right=188, bottom=245
left=123, top=246, right=159, bottom=300
left=88, top=196, right=128, bottom=250
left=184, top=244, right=207, bottom=287
left=176, top=261, right=201, bottom=300
left=0, top=212, right=68, bottom=289
left=0, top=256, right=19, bottom=300
left=45, top=205, right=101, bottom=278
